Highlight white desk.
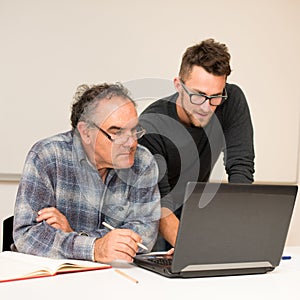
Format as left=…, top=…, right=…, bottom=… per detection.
left=1, top=247, right=299, bottom=300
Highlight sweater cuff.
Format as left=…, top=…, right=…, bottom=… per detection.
left=161, top=194, right=176, bottom=212
left=229, top=173, right=253, bottom=183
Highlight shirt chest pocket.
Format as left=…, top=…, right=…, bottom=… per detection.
left=102, top=194, right=130, bottom=223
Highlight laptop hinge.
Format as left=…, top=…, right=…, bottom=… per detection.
left=181, top=261, right=273, bottom=272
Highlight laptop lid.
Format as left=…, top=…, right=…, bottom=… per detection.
left=134, top=182, right=297, bottom=278
left=171, top=182, right=297, bottom=274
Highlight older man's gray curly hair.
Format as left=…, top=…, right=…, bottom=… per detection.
left=70, top=82, right=135, bottom=130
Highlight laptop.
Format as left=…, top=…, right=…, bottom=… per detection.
left=134, top=182, right=298, bottom=278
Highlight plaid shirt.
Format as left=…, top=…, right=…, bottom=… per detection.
left=13, top=131, right=160, bottom=261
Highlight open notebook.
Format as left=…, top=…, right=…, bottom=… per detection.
left=134, top=182, right=298, bottom=278
left=0, top=251, right=111, bottom=283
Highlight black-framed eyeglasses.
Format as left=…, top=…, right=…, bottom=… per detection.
left=91, top=122, right=146, bottom=145
left=180, top=80, right=227, bottom=106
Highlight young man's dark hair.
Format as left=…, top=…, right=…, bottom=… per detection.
left=179, top=38, right=231, bottom=81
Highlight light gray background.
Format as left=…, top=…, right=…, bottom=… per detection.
left=0, top=0, right=299, bottom=248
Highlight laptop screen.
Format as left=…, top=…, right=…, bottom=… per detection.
left=171, top=182, right=297, bottom=273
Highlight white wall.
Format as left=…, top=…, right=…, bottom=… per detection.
left=0, top=182, right=18, bottom=250
left=0, top=0, right=299, bottom=248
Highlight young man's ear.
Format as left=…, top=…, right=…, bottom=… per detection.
left=77, top=121, right=91, bottom=144
left=173, top=77, right=182, bottom=92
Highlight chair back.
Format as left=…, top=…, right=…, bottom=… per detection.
left=2, top=216, right=14, bottom=251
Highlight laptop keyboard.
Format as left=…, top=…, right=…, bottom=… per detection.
left=148, top=257, right=173, bottom=266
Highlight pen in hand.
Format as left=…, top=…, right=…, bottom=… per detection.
left=102, top=221, right=148, bottom=251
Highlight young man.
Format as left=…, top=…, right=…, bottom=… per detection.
left=139, top=39, right=255, bottom=250
left=13, top=83, right=160, bottom=263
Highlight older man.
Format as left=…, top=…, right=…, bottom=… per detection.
left=13, top=83, right=160, bottom=263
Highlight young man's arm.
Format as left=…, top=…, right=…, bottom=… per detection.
left=159, top=207, right=179, bottom=247
left=222, top=84, right=255, bottom=183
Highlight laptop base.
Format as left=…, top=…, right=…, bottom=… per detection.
left=134, top=259, right=274, bottom=278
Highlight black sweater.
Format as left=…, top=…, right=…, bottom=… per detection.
left=139, top=83, right=255, bottom=214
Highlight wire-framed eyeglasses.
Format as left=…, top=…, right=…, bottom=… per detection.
left=180, top=80, right=227, bottom=106
left=91, top=122, right=146, bottom=145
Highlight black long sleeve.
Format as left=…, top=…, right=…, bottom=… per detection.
left=139, top=83, right=255, bottom=213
